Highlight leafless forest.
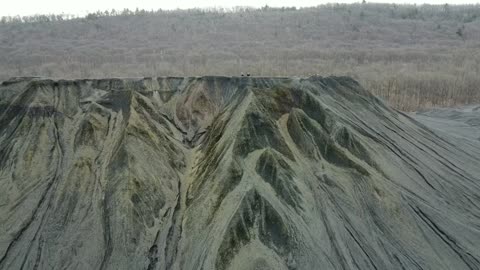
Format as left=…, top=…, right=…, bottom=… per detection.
left=1, top=4, right=480, bottom=110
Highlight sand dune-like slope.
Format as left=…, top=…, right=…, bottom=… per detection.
left=0, top=76, right=479, bottom=270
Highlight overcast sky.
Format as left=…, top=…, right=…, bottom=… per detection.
left=1, top=0, right=478, bottom=17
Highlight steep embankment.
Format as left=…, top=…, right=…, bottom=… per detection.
left=0, top=76, right=479, bottom=270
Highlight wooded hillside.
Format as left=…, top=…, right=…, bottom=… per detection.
left=1, top=4, right=480, bottom=110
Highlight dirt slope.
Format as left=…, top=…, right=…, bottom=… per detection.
left=1, top=76, right=480, bottom=270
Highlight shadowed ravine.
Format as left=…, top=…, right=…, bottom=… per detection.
left=0, top=76, right=480, bottom=270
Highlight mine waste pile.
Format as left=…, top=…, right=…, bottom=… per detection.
left=0, top=76, right=480, bottom=270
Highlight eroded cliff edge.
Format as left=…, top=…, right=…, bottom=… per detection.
left=1, top=76, right=480, bottom=270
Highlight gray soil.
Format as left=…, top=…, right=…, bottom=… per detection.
left=0, top=76, right=480, bottom=270
left=413, top=105, right=480, bottom=141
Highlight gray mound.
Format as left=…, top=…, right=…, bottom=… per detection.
left=1, top=76, right=480, bottom=270
left=413, top=105, right=480, bottom=143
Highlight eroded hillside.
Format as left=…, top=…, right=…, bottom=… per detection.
left=0, top=76, right=479, bottom=270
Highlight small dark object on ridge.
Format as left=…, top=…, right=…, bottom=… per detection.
left=247, top=73, right=250, bottom=77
